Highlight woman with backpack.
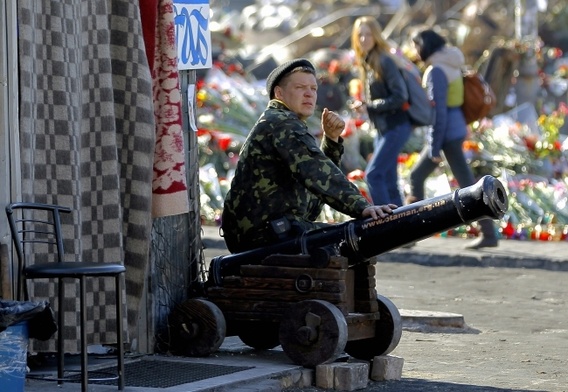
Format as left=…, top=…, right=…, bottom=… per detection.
left=350, top=16, right=413, bottom=207
left=407, top=28, right=499, bottom=249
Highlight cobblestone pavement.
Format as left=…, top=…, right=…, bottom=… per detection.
left=203, top=227, right=568, bottom=392
left=24, top=228, right=568, bottom=392
left=281, top=240, right=568, bottom=392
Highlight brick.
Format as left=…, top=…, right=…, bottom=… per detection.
left=280, top=368, right=314, bottom=388
left=334, top=362, right=369, bottom=391
left=370, top=355, right=404, bottom=381
left=315, top=363, right=338, bottom=389
left=316, top=362, right=369, bottom=391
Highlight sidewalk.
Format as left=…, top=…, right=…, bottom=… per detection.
left=24, top=225, right=568, bottom=391
left=374, top=232, right=568, bottom=271
left=201, top=224, right=568, bottom=272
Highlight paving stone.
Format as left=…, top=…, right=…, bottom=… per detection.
left=280, top=368, right=314, bottom=389
left=400, top=309, right=465, bottom=329
left=316, top=362, right=369, bottom=391
left=334, top=362, right=369, bottom=391
left=315, top=363, right=337, bottom=389
left=370, top=355, right=404, bottom=381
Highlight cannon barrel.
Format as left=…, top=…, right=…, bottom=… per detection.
left=208, top=175, right=508, bottom=286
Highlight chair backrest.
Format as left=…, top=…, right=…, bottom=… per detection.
left=5, top=202, right=72, bottom=299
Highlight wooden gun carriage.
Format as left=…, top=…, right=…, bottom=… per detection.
left=168, top=175, right=508, bottom=367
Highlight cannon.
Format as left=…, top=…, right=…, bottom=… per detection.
left=208, top=174, right=508, bottom=286
left=168, top=175, right=508, bottom=367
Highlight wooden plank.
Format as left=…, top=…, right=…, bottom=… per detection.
left=206, top=287, right=347, bottom=303
left=0, top=244, right=11, bottom=299
left=211, top=276, right=347, bottom=293
left=351, top=264, right=376, bottom=282
left=329, top=256, right=349, bottom=269
left=345, top=312, right=380, bottom=324
left=347, top=318, right=376, bottom=341
left=209, top=277, right=346, bottom=293
left=240, top=265, right=347, bottom=280
left=238, top=277, right=346, bottom=293
left=211, top=298, right=291, bottom=314
left=214, top=301, right=349, bottom=323
left=354, top=287, right=377, bottom=300
left=222, top=276, right=242, bottom=286
left=350, top=276, right=376, bottom=289
left=345, top=269, right=355, bottom=313
left=261, top=254, right=348, bottom=269
left=367, top=256, right=379, bottom=265
left=223, top=311, right=283, bottom=323
left=354, top=300, right=379, bottom=313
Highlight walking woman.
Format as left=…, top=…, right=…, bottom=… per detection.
left=407, top=29, right=498, bottom=249
left=351, top=16, right=413, bottom=207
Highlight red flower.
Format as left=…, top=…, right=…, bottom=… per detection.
left=328, top=60, right=340, bottom=75
left=523, top=134, right=538, bottom=151
left=347, top=169, right=366, bottom=181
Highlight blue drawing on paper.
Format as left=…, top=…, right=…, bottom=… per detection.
left=174, top=1, right=211, bottom=70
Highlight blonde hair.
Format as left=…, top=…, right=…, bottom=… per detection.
left=351, top=16, right=392, bottom=83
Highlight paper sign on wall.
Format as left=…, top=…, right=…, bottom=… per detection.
left=173, top=0, right=212, bottom=70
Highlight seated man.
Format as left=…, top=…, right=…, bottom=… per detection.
left=221, top=58, right=395, bottom=253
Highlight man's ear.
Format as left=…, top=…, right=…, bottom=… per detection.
left=273, top=85, right=281, bottom=100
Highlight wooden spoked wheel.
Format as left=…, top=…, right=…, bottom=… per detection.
left=344, top=294, right=402, bottom=361
left=237, top=321, right=281, bottom=350
left=168, top=298, right=226, bottom=357
left=278, top=299, right=348, bottom=367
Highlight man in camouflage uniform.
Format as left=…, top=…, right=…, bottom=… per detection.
left=221, top=58, right=396, bottom=253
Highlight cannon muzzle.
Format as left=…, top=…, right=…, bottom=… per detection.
left=208, top=175, right=508, bottom=286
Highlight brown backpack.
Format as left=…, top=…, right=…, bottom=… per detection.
left=462, top=70, right=496, bottom=124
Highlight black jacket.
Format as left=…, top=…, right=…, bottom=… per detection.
left=365, top=53, right=409, bottom=132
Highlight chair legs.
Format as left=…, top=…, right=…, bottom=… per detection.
left=115, top=274, right=125, bottom=390
left=53, top=276, right=125, bottom=391
left=7, top=203, right=127, bottom=390
left=80, top=276, right=88, bottom=391
left=57, top=278, right=65, bottom=385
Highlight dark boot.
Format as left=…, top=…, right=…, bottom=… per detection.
left=465, top=219, right=498, bottom=249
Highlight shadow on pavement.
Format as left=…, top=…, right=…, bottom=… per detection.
left=349, top=379, right=547, bottom=392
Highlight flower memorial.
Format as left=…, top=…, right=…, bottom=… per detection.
left=196, top=56, right=568, bottom=242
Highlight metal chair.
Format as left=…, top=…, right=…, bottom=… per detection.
left=5, top=202, right=125, bottom=391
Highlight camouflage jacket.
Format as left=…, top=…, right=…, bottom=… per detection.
left=221, top=100, right=371, bottom=252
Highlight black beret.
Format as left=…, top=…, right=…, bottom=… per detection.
left=266, top=58, right=316, bottom=99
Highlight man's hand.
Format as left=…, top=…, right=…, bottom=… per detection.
left=321, top=108, right=345, bottom=142
left=362, top=204, right=397, bottom=220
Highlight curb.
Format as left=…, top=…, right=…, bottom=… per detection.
left=201, top=225, right=568, bottom=273
left=377, top=249, right=568, bottom=271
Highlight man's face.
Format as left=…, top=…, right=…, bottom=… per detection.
left=274, top=72, right=317, bottom=120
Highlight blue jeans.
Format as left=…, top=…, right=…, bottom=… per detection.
left=365, top=122, right=412, bottom=206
